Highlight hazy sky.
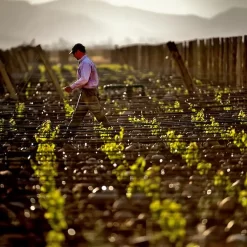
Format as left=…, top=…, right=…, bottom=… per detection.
left=12, top=0, right=247, bottom=17
left=18, top=0, right=194, bottom=14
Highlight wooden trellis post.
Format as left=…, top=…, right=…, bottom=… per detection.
left=199, top=39, right=207, bottom=80
left=156, top=44, right=165, bottom=75
left=0, top=60, right=18, bottom=100
left=176, top=42, right=183, bottom=76
left=143, top=45, right=149, bottom=73
left=213, top=38, right=220, bottom=83
left=35, top=45, right=64, bottom=100
left=111, top=45, right=120, bottom=64
left=118, top=47, right=126, bottom=65
left=18, top=47, right=29, bottom=72
left=231, top=37, right=238, bottom=87
left=146, top=45, right=152, bottom=73
left=137, top=45, right=142, bottom=71
left=5, top=50, right=17, bottom=74
left=0, top=50, right=17, bottom=75
left=188, top=40, right=194, bottom=77
left=6, top=50, right=20, bottom=74
left=149, top=45, right=157, bottom=73
left=163, top=45, right=171, bottom=75
left=11, top=48, right=27, bottom=73
left=59, top=50, right=69, bottom=65
left=166, top=41, right=195, bottom=94
left=207, top=39, right=213, bottom=82
left=129, top=46, right=136, bottom=70
left=225, top=38, right=231, bottom=86
left=236, top=36, right=243, bottom=88
left=243, top=36, right=247, bottom=88
left=219, top=38, right=224, bottom=84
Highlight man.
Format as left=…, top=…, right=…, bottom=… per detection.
left=63, top=43, right=111, bottom=136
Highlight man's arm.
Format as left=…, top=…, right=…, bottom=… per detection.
left=70, top=63, right=91, bottom=90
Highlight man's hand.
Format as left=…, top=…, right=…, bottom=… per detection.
left=64, top=86, right=73, bottom=93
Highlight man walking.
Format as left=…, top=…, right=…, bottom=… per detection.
left=63, top=43, right=111, bottom=136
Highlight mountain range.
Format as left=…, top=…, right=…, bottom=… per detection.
left=1, top=0, right=247, bottom=49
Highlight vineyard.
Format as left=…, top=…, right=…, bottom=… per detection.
left=1, top=42, right=247, bottom=247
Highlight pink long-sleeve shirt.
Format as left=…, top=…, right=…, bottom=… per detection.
left=70, top=55, right=99, bottom=90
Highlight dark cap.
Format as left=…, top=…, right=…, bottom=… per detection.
left=69, top=43, right=86, bottom=54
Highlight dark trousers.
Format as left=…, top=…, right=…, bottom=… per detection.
left=69, top=88, right=111, bottom=129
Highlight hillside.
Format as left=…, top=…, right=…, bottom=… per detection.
left=1, top=0, right=247, bottom=49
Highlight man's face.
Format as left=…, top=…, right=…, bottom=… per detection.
left=73, top=50, right=84, bottom=60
